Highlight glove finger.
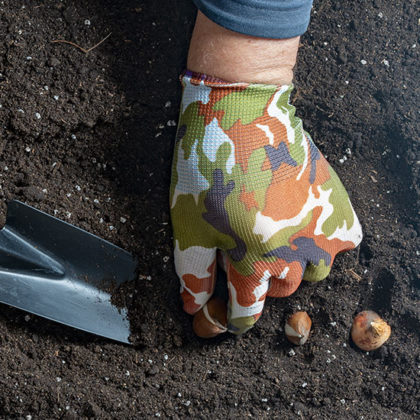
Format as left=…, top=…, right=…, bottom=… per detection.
left=267, top=259, right=305, bottom=297
left=226, top=261, right=270, bottom=335
left=174, top=242, right=217, bottom=315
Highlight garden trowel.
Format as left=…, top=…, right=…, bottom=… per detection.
left=0, top=200, right=137, bottom=343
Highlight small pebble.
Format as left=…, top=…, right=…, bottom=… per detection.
left=120, top=217, right=127, bottom=223
left=53, top=95, right=59, bottom=100
left=167, top=120, right=176, bottom=127
left=24, top=315, right=30, bottom=322
left=360, top=59, right=367, bottom=65
left=35, top=112, right=41, bottom=120
left=84, top=19, right=91, bottom=25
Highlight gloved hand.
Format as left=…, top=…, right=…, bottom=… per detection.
left=170, top=71, right=362, bottom=335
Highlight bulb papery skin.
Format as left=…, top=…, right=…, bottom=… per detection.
left=351, top=311, right=391, bottom=351
left=285, top=311, right=312, bottom=345
left=193, top=298, right=228, bottom=338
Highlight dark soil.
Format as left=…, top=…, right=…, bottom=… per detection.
left=0, top=0, right=418, bottom=418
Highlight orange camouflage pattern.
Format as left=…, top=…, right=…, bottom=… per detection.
left=170, top=71, right=362, bottom=334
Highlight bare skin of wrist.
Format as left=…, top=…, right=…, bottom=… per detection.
left=187, top=11, right=299, bottom=85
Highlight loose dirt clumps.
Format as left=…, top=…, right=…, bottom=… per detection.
left=0, top=0, right=418, bottom=418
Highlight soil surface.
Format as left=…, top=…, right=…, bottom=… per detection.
left=0, top=0, right=418, bottom=418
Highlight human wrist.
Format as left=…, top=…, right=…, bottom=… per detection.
left=187, top=11, right=299, bottom=86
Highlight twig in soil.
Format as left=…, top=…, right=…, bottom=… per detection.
left=347, top=268, right=362, bottom=281
left=166, top=356, right=176, bottom=366
left=51, top=33, right=112, bottom=54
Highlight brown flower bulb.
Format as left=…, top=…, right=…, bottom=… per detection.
left=193, top=298, right=228, bottom=338
left=285, top=311, right=312, bottom=345
left=351, top=310, right=391, bottom=351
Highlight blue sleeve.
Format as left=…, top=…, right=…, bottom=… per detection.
left=193, top=0, right=313, bottom=39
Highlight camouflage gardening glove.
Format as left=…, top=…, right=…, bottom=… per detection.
left=170, top=71, right=363, bottom=335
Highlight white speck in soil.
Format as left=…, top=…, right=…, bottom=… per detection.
left=26, top=56, right=32, bottom=61
left=163, top=354, right=168, bottom=361
left=56, top=377, right=62, bottom=382
left=120, top=217, right=127, bottom=223
left=360, top=59, right=367, bottom=65
left=177, top=393, right=181, bottom=397
left=326, top=358, right=331, bottom=364
left=378, top=12, right=383, bottom=18
left=18, top=109, right=24, bottom=113
left=125, top=371, right=130, bottom=376
left=163, top=256, right=170, bottom=263
left=109, top=225, right=115, bottom=231
left=155, top=132, right=162, bottom=138
left=340, top=399, right=345, bottom=405
left=84, top=19, right=91, bottom=25
left=71, top=134, right=77, bottom=140
left=75, top=185, right=81, bottom=191
left=184, top=401, right=191, bottom=407
left=288, top=349, right=296, bottom=357
left=53, top=95, right=59, bottom=100
left=66, top=193, right=71, bottom=197
left=167, top=120, right=176, bottom=127
left=25, top=146, right=31, bottom=152
left=165, top=101, right=171, bottom=108
left=261, top=398, right=268, bottom=402
left=35, top=112, right=41, bottom=119
left=66, top=212, right=71, bottom=219
left=302, top=383, right=307, bottom=388
left=24, top=315, right=30, bottom=322
left=330, top=322, right=336, bottom=327
left=382, top=59, right=390, bottom=67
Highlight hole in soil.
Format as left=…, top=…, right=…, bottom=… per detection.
left=369, top=268, right=395, bottom=313
left=359, top=242, right=374, bottom=265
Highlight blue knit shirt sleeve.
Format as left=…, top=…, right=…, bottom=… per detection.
left=193, top=0, right=313, bottom=39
